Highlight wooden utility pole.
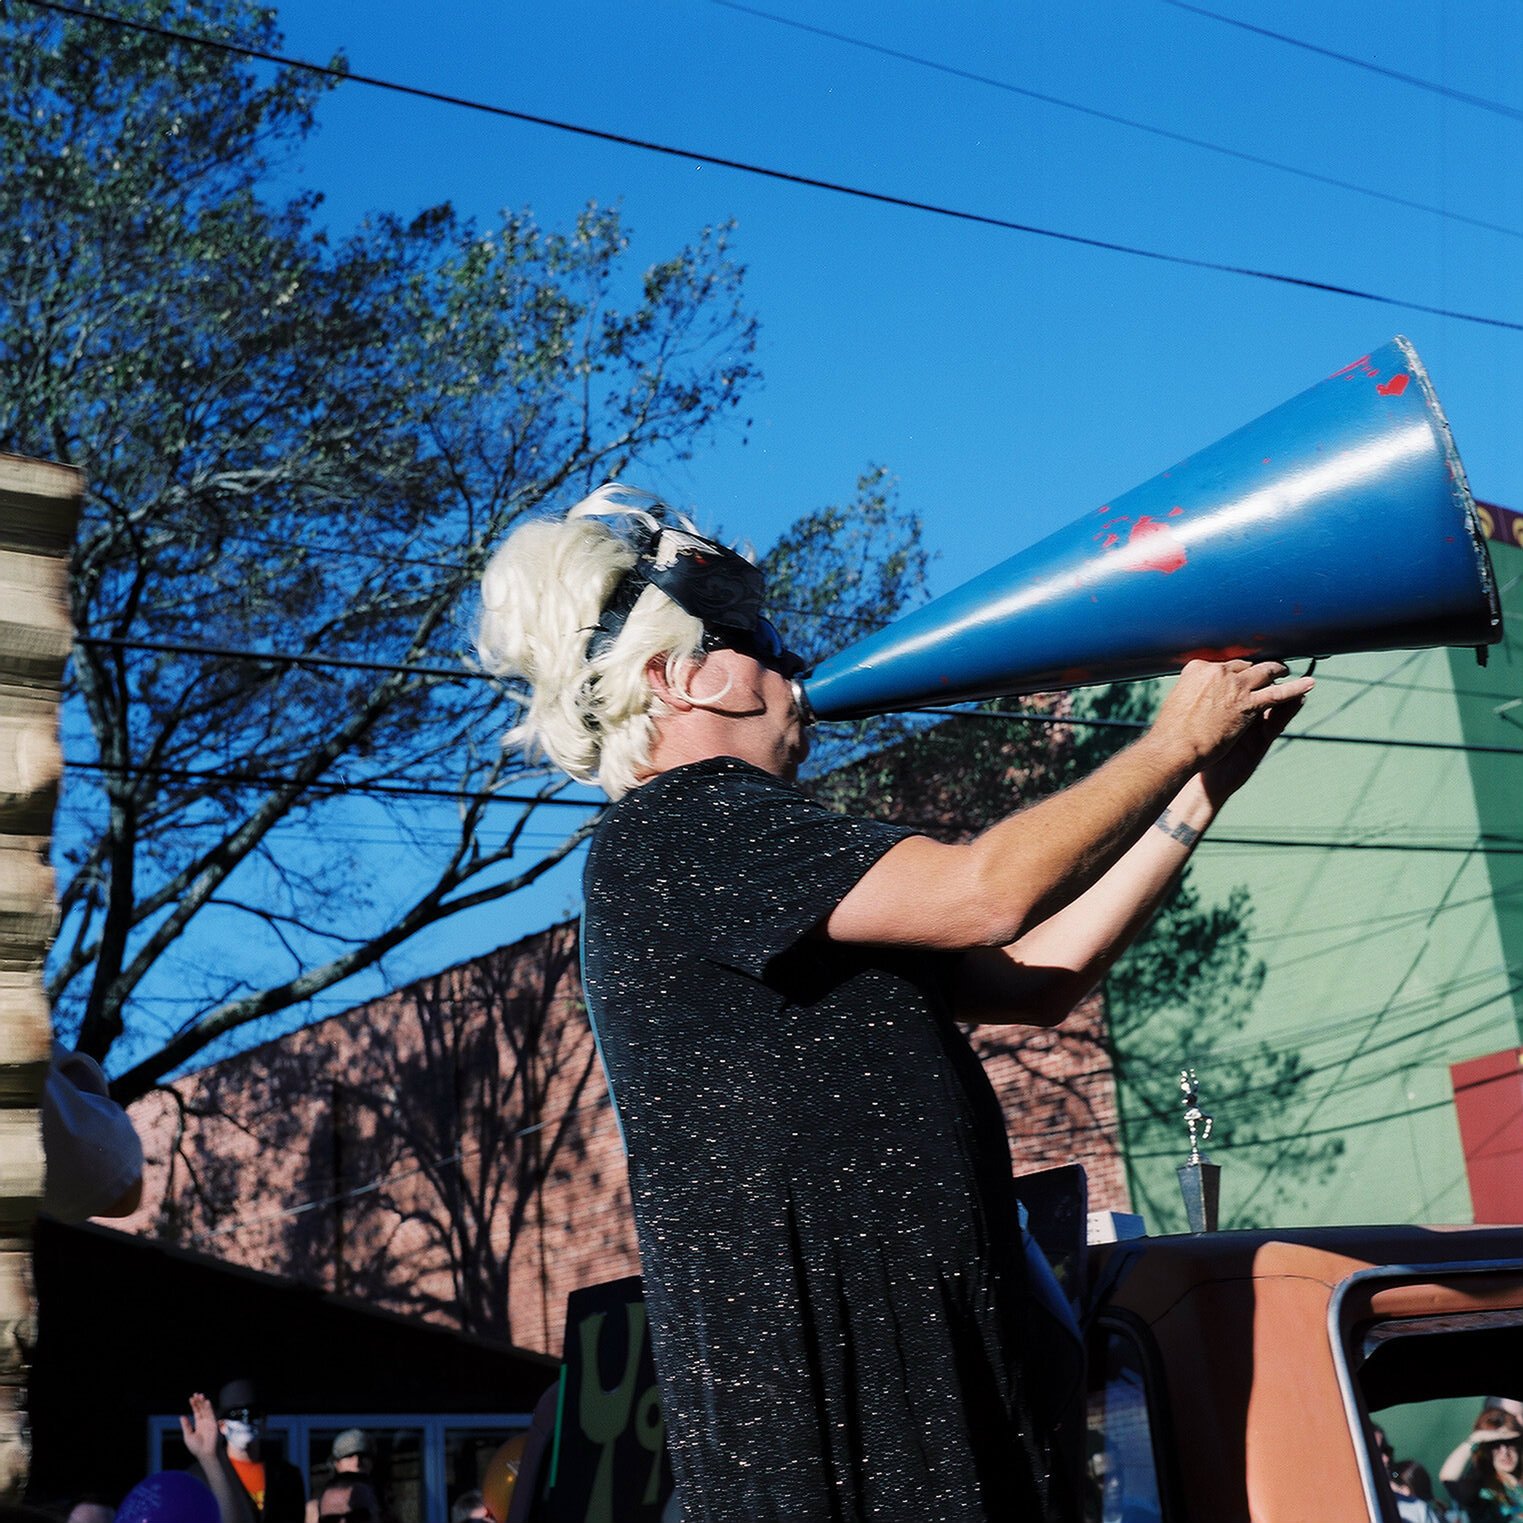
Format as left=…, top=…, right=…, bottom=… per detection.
left=0, top=454, right=82, bottom=1498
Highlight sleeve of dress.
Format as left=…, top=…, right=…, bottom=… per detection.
left=659, top=762, right=917, bottom=978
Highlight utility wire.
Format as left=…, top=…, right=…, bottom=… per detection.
left=912, top=705, right=1523, bottom=760
left=63, top=636, right=1523, bottom=762
left=15, top=0, right=1523, bottom=334
left=69, top=757, right=606, bottom=808
left=194, top=1091, right=605, bottom=1241
left=78, top=633, right=474, bottom=683
left=1161, top=0, right=1523, bottom=125
left=76, top=755, right=1523, bottom=856
left=204, top=503, right=1520, bottom=594
left=712, top=0, right=1523, bottom=243
left=1126, top=1094, right=1455, bottom=1156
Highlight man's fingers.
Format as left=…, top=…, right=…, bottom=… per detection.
left=1248, top=673, right=1315, bottom=706
left=1239, top=659, right=1291, bottom=688
left=1257, top=693, right=1305, bottom=739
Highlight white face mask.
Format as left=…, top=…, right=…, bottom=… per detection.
left=223, top=1420, right=260, bottom=1451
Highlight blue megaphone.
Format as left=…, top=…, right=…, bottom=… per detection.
left=798, top=337, right=1502, bottom=722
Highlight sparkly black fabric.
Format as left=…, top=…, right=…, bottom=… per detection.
left=581, top=757, right=1048, bottom=1522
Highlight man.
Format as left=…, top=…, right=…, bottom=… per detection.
left=314, top=1478, right=380, bottom=1523
left=305, top=1432, right=376, bottom=1523
left=478, top=485, right=1312, bottom=1521
left=202, top=1379, right=305, bottom=1523
left=448, top=1491, right=491, bottom=1523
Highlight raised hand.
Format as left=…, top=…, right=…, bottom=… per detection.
left=180, top=1391, right=223, bottom=1466
left=1154, top=658, right=1314, bottom=771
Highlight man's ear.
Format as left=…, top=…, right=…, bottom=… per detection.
left=646, top=651, right=696, bottom=710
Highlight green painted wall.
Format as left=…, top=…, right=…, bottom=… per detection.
left=1113, top=538, right=1522, bottom=1232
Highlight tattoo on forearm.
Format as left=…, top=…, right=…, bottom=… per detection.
left=1155, top=808, right=1201, bottom=848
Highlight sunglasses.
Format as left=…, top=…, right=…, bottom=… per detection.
left=701, top=618, right=804, bottom=679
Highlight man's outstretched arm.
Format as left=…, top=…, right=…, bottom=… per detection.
left=954, top=700, right=1295, bottom=1025
left=823, top=660, right=1310, bottom=1017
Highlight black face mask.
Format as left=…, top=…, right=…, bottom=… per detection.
left=586, top=524, right=779, bottom=662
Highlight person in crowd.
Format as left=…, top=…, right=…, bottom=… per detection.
left=1440, top=1407, right=1523, bottom=1521
left=448, top=1492, right=490, bottom=1523
left=312, top=1480, right=378, bottom=1523
left=65, top=1498, right=117, bottom=1523
left=477, top=485, right=1311, bottom=1520
left=193, top=1380, right=303, bottom=1523
left=326, top=1433, right=372, bottom=1485
left=303, top=1433, right=377, bottom=1523
left=179, top=1391, right=254, bottom=1523
left=1391, top=1459, right=1444, bottom=1523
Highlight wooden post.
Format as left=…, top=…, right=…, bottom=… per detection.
left=0, top=453, right=83, bottom=1499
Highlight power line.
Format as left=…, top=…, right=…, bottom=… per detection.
left=199, top=508, right=1523, bottom=604
left=914, top=705, right=1523, bottom=760
left=712, top=0, right=1523, bottom=243
left=1203, top=834, right=1523, bottom=857
left=63, top=753, right=1523, bottom=865
left=78, top=633, right=475, bottom=683
left=1161, top=0, right=1523, bottom=125
left=193, top=1091, right=606, bottom=1242
left=1126, top=1094, right=1454, bottom=1156
left=15, top=0, right=1523, bottom=334
left=63, top=635, right=1523, bottom=762
left=69, top=757, right=606, bottom=809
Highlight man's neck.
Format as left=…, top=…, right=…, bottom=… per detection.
left=644, top=721, right=790, bottom=782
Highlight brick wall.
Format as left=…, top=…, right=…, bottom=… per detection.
left=127, top=917, right=1128, bottom=1356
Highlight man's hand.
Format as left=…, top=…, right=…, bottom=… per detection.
left=1197, top=688, right=1306, bottom=805
left=180, top=1392, right=223, bottom=1467
left=1154, top=659, right=1314, bottom=771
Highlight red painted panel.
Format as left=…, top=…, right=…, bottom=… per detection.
left=1450, top=1047, right=1523, bottom=1223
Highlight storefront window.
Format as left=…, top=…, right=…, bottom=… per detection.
left=148, top=1414, right=529, bottom=1523
left=307, top=1426, right=424, bottom=1523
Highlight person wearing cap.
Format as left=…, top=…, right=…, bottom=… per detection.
left=477, top=483, right=1310, bottom=1522
left=194, top=1380, right=304, bottom=1523
left=304, top=1431, right=377, bottom=1523
left=1440, top=1406, right=1523, bottom=1520
left=328, top=1431, right=372, bottom=1479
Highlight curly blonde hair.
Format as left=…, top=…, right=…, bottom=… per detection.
left=477, top=484, right=722, bottom=799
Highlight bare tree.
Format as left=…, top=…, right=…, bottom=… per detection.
left=1, top=2, right=768, bottom=1095
left=336, top=926, right=601, bottom=1340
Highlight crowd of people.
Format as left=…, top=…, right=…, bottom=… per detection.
left=1374, top=1401, right=1523, bottom=1523
left=48, top=1381, right=500, bottom=1523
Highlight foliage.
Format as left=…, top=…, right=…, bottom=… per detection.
left=764, top=465, right=933, bottom=777
left=0, top=0, right=930, bottom=1100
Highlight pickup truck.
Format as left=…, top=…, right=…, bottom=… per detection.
left=1085, top=1221, right=1523, bottom=1522
left=539, top=1197, right=1523, bottom=1522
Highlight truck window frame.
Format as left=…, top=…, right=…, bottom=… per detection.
left=1087, top=1307, right=1181, bottom=1523
left=1329, top=1257, right=1523, bottom=1523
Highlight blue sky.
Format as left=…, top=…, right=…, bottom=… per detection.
left=265, top=0, right=1523, bottom=598
left=88, top=0, right=1523, bottom=1067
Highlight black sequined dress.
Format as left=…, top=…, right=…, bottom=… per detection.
left=581, top=757, right=1048, bottom=1521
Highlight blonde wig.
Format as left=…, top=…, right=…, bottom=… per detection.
left=477, top=484, right=722, bottom=799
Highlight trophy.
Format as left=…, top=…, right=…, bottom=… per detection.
left=1176, top=1069, right=1221, bottom=1233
